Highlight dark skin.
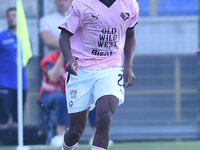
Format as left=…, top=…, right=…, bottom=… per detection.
left=123, top=27, right=136, bottom=88
left=59, top=26, right=136, bottom=149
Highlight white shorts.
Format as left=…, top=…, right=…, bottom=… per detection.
left=65, top=67, right=125, bottom=114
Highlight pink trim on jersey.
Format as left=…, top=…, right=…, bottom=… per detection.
left=59, top=0, right=139, bottom=70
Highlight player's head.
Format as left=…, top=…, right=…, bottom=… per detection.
left=6, top=7, right=16, bottom=30
left=55, top=0, right=72, bottom=15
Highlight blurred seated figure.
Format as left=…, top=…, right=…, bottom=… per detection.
left=37, top=50, right=68, bottom=146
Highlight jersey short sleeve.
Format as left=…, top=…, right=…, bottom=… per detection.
left=59, top=0, right=82, bottom=34
left=128, top=0, right=139, bottom=29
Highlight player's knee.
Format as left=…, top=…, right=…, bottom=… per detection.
left=69, top=126, right=84, bottom=142
left=96, top=112, right=112, bottom=131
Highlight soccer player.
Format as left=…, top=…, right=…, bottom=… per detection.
left=58, top=0, right=139, bottom=150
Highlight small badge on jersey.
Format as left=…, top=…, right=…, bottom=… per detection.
left=69, top=90, right=77, bottom=99
left=120, top=12, right=130, bottom=21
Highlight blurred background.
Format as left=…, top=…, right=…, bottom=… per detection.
left=0, top=0, right=200, bottom=144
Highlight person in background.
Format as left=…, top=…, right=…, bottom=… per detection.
left=58, top=0, right=139, bottom=149
left=0, top=7, right=31, bottom=128
left=39, top=0, right=72, bottom=55
left=37, top=50, right=69, bottom=146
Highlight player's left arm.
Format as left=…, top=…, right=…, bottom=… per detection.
left=123, top=26, right=136, bottom=89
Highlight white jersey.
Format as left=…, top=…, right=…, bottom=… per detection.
left=40, top=12, right=66, bottom=55
left=59, top=0, right=139, bottom=70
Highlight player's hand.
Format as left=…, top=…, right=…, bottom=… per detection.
left=65, top=57, right=79, bottom=76
left=123, top=66, right=135, bottom=89
left=194, top=49, right=200, bottom=55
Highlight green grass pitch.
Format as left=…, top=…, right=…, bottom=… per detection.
left=1, top=141, right=200, bottom=150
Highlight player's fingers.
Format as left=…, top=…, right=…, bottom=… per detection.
left=124, top=79, right=131, bottom=89
left=124, top=76, right=136, bottom=89
left=123, top=82, right=128, bottom=89
left=73, top=60, right=79, bottom=75
left=131, top=75, right=136, bottom=85
left=74, top=60, right=79, bottom=68
left=66, top=64, right=77, bottom=76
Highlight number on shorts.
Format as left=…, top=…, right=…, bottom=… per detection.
left=118, top=74, right=123, bottom=86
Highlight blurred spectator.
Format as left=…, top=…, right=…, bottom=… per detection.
left=0, top=7, right=30, bottom=128
left=37, top=50, right=68, bottom=146
left=39, top=0, right=72, bottom=55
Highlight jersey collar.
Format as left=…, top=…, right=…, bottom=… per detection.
left=99, top=0, right=116, bottom=8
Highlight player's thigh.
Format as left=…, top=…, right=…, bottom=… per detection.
left=68, top=108, right=90, bottom=132
left=96, top=95, right=119, bottom=117
left=94, top=95, right=118, bottom=131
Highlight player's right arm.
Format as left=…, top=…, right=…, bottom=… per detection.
left=59, top=30, right=79, bottom=76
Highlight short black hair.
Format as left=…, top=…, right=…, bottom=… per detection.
left=6, top=7, right=16, bottom=15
